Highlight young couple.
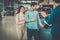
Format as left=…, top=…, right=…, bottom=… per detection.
left=16, top=2, right=44, bottom=40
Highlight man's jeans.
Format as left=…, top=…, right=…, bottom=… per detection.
left=27, top=28, right=40, bottom=40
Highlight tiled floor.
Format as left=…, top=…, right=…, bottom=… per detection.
left=0, top=16, right=52, bottom=40
left=1, top=16, right=27, bottom=40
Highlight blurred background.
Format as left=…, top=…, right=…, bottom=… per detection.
left=0, top=0, right=54, bottom=40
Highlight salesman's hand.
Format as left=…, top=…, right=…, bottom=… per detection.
left=40, top=11, right=47, bottom=17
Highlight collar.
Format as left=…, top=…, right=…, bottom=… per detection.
left=54, top=4, right=60, bottom=8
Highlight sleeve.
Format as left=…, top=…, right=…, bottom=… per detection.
left=15, top=14, right=19, bottom=25
left=25, top=11, right=34, bottom=23
left=44, top=8, right=56, bottom=24
left=37, top=13, right=43, bottom=27
left=16, top=14, right=25, bottom=25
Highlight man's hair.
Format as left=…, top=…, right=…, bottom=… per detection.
left=39, top=0, right=44, bottom=3
left=31, top=2, right=37, bottom=6
left=53, top=0, right=60, bottom=3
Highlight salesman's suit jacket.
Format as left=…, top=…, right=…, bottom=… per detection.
left=45, top=5, right=60, bottom=40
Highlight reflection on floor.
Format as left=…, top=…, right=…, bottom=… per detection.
left=40, top=28, right=52, bottom=40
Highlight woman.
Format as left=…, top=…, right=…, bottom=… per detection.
left=16, top=6, right=26, bottom=40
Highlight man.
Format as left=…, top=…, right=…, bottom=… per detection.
left=25, top=2, right=44, bottom=40
left=40, top=0, right=60, bottom=40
